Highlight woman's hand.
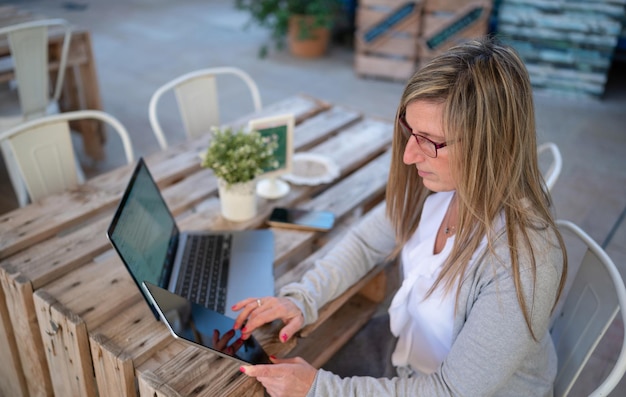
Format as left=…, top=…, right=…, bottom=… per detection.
left=241, top=356, right=317, bottom=397
left=232, top=296, right=304, bottom=342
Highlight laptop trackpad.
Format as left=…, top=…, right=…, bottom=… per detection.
left=224, top=252, right=274, bottom=319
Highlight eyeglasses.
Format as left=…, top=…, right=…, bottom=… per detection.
left=398, top=115, right=449, bottom=158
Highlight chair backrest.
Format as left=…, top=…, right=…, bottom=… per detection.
left=0, top=110, right=134, bottom=206
left=0, top=18, right=71, bottom=119
left=551, top=220, right=626, bottom=397
left=538, top=142, right=562, bottom=192
left=148, top=67, right=262, bottom=149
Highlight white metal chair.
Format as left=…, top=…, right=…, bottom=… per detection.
left=148, top=67, right=262, bottom=150
left=538, top=142, right=562, bottom=192
left=551, top=220, right=626, bottom=397
left=0, top=110, right=134, bottom=206
left=0, top=18, right=72, bottom=206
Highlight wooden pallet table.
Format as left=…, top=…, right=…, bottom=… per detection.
left=0, top=94, right=395, bottom=397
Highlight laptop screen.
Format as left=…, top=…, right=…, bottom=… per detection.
left=108, top=159, right=178, bottom=291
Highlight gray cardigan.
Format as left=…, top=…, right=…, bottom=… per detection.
left=280, top=204, right=564, bottom=396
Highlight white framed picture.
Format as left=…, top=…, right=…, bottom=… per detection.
left=248, top=113, right=295, bottom=199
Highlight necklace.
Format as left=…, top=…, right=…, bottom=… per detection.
left=443, top=193, right=457, bottom=235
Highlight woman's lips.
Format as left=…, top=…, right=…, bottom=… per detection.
left=418, top=170, right=431, bottom=178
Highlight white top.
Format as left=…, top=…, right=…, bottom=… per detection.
left=388, top=191, right=462, bottom=374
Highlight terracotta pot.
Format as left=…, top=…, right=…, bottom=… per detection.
left=288, top=14, right=331, bottom=58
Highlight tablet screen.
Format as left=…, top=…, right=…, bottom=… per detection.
left=143, top=281, right=271, bottom=365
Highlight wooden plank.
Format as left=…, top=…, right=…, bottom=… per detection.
left=356, top=33, right=420, bottom=58
left=500, top=0, right=626, bottom=20
left=299, top=150, right=391, bottom=217
left=89, top=300, right=172, bottom=397
left=33, top=290, right=98, bottom=397
left=424, top=0, right=479, bottom=13
left=90, top=334, right=136, bottom=397
left=359, top=0, right=410, bottom=8
left=138, top=346, right=263, bottom=397
left=0, top=265, right=53, bottom=396
left=66, top=31, right=106, bottom=161
left=229, top=94, right=330, bottom=129
left=355, top=53, right=417, bottom=80
left=292, top=105, right=361, bottom=150
left=0, top=285, right=27, bottom=397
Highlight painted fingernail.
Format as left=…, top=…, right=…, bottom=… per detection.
left=281, top=333, right=288, bottom=342
left=270, top=355, right=277, bottom=360
left=239, top=366, right=246, bottom=373
left=231, top=304, right=237, bottom=310
left=241, top=327, right=247, bottom=333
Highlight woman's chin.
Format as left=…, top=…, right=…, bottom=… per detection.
left=421, top=179, right=454, bottom=193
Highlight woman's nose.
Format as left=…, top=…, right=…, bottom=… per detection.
left=403, top=137, right=425, bottom=165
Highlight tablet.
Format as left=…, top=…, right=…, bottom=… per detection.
left=142, top=281, right=271, bottom=365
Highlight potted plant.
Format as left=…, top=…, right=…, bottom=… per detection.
left=201, top=126, right=278, bottom=221
left=235, top=0, right=341, bottom=58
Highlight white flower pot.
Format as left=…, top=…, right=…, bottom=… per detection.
left=217, top=178, right=257, bottom=222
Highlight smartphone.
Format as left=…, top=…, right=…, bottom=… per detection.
left=267, top=207, right=335, bottom=232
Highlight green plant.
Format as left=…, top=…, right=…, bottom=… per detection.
left=201, top=126, right=278, bottom=186
left=235, top=0, right=340, bottom=57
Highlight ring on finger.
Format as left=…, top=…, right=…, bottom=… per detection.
left=256, top=299, right=262, bottom=308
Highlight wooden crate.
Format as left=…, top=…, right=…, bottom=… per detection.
left=497, top=0, right=626, bottom=98
left=354, top=0, right=423, bottom=81
left=419, top=1, right=493, bottom=64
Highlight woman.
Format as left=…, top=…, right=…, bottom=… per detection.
left=232, top=37, right=567, bottom=396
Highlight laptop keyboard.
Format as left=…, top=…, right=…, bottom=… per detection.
left=177, top=234, right=231, bottom=313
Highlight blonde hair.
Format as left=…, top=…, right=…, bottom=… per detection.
left=386, top=37, right=567, bottom=339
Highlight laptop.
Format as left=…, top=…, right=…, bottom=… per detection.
left=107, top=157, right=275, bottom=319
left=142, top=281, right=271, bottom=365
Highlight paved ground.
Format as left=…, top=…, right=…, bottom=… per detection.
left=2, top=1, right=626, bottom=395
